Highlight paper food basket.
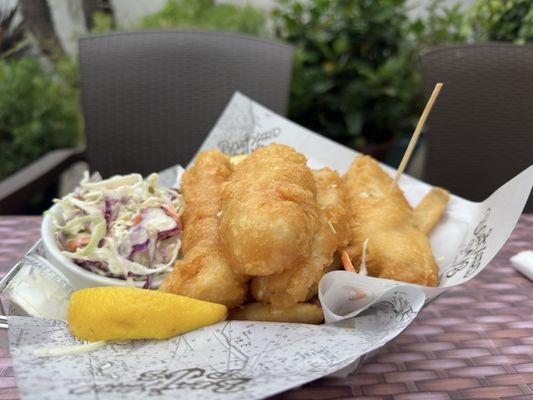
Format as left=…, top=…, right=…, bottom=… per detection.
left=1, top=93, right=532, bottom=400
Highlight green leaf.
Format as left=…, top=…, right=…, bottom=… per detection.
left=312, top=79, right=335, bottom=94
left=345, top=112, right=363, bottom=136
left=333, top=33, right=350, bottom=54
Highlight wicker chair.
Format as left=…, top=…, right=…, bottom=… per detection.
left=0, top=30, right=294, bottom=213
left=420, top=44, right=533, bottom=212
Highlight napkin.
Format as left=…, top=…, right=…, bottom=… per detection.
left=510, top=250, right=533, bottom=281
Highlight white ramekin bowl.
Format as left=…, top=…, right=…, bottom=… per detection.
left=41, top=205, right=165, bottom=290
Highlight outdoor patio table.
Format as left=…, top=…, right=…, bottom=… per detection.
left=0, top=215, right=532, bottom=400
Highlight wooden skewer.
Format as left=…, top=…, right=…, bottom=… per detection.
left=389, top=83, right=443, bottom=192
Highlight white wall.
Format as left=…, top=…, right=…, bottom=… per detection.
left=112, top=0, right=168, bottom=27
left=48, top=0, right=87, bottom=54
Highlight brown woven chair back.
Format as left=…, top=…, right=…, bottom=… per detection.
left=420, top=44, right=532, bottom=212
left=78, top=30, right=293, bottom=177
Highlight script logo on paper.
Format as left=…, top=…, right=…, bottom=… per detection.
left=446, top=208, right=493, bottom=279
left=69, top=368, right=252, bottom=396
left=218, top=127, right=281, bottom=155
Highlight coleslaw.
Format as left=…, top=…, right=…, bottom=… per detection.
left=49, top=172, right=183, bottom=287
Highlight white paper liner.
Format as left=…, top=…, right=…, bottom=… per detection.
left=9, top=286, right=424, bottom=400
left=7, top=92, right=533, bottom=400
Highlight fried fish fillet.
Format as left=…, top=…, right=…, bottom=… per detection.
left=219, top=144, right=319, bottom=276
left=251, top=168, right=349, bottom=308
left=159, top=150, right=247, bottom=308
left=342, top=156, right=439, bottom=286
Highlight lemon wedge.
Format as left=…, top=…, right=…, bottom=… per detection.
left=67, top=287, right=227, bottom=342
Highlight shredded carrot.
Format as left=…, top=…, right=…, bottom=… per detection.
left=132, top=212, right=142, bottom=226
left=341, top=250, right=356, bottom=273
left=66, top=236, right=91, bottom=252
left=161, top=204, right=180, bottom=223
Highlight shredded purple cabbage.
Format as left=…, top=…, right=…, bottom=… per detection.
left=128, top=238, right=150, bottom=260
left=74, top=258, right=106, bottom=272
left=157, top=225, right=180, bottom=240
left=161, top=247, right=169, bottom=263
left=103, top=197, right=121, bottom=225
left=143, top=274, right=153, bottom=289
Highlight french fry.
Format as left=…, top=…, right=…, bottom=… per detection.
left=229, top=302, right=324, bottom=324
left=414, top=187, right=450, bottom=234
left=229, top=154, right=248, bottom=167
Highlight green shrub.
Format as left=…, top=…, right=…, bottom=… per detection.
left=0, top=58, right=81, bottom=180
left=412, top=0, right=470, bottom=47
left=90, top=11, right=116, bottom=33
left=139, top=0, right=269, bottom=37
left=4, top=0, right=531, bottom=187
left=274, top=0, right=422, bottom=148
left=470, top=0, right=533, bottom=44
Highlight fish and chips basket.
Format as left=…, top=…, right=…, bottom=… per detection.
left=2, top=93, right=532, bottom=400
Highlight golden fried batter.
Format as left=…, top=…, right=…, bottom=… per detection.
left=159, top=150, right=247, bottom=308
left=219, top=144, right=319, bottom=276
left=251, top=168, right=349, bottom=308
left=342, top=156, right=439, bottom=286
left=313, top=168, right=350, bottom=250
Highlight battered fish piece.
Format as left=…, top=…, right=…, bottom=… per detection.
left=251, top=168, right=349, bottom=308
left=160, top=150, right=247, bottom=308
left=342, top=156, right=439, bottom=286
left=219, top=144, right=319, bottom=276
